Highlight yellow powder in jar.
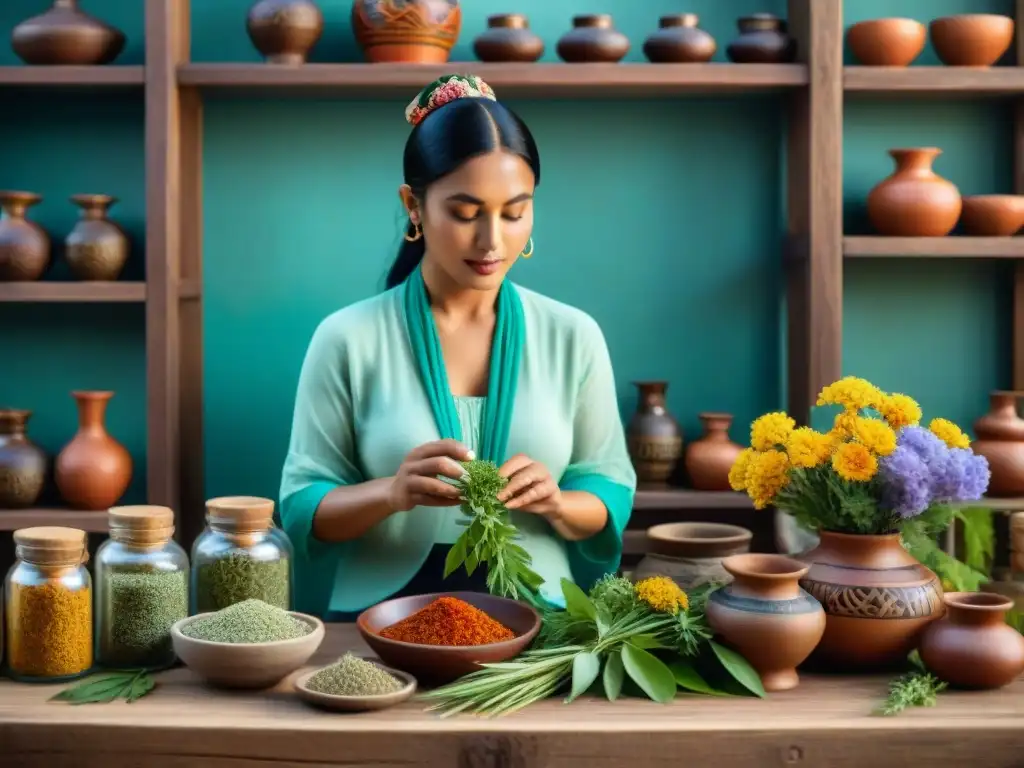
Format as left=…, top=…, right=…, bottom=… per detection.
left=7, top=582, right=93, bottom=678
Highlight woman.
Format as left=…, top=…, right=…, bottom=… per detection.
left=278, top=74, right=636, bottom=620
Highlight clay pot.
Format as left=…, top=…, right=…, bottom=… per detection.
left=0, top=410, right=48, bottom=509
left=64, top=194, right=129, bottom=281
left=684, top=412, right=743, bottom=491
left=798, top=531, right=944, bottom=671
left=866, top=148, right=962, bottom=237
left=706, top=554, right=825, bottom=692
left=633, top=522, right=752, bottom=591
left=919, top=592, right=1024, bottom=690
left=930, top=14, right=1014, bottom=67
left=0, top=191, right=50, bottom=282
left=351, top=0, right=461, bottom=64
left=556, top=15, right=630, bottom=64
left=473, top=14, right=544, bottom=62
left=959, top=195, right=1024, bottom=236
left=626, top=381, right=682, bottom=485
left=643, top=14, right=716, bottom=64
left=972, top=391, right=1024, bottom=497
left=726, top=14, right=796, bottom=64
left=845, top=18, right=926, bottom=66
left=11, top=0, right=125, bottom=66
left=246, top=0, right=324, bottom=64
left=54, top=391, right=132, bottom=511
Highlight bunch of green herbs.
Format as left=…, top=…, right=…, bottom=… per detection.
left=874, top=652, right=948, bottom=716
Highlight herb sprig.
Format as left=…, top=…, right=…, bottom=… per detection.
left=874, top=652, right=947, bottom=716
left=49, top=669, right=157, bottom=705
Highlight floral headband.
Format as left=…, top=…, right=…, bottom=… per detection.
left=405, top=74, right=497, bottom=127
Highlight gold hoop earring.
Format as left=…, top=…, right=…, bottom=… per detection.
left=404, top=222, right=422, bottom=242
left=520, top=237, right=534, bottom=259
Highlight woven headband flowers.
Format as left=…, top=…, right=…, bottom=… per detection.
left=405, top=74, right=497, bottom=127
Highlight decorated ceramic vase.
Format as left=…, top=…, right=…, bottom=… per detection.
left=0, top=191, right=50, bottom=282
left=246, top=0, right=324, bottom=64
left=351, top=0, right=461, bottom=63
left=64, top=194, right=129, bottom=281
left=0, top=409, right=47, bottom=509
left=626, top=381, right=682, bottom=485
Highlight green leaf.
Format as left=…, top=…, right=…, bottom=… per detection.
left=566, top=652, right=601, bottom=703
left=670, top=661, right=728, bottom=696
left=560, top=578, right=597, bottom=621
left=126, top=674, right=156, bottom=702
left=444, top=532, right=469, bottom=578
left=603, top=652, right=624, bottom=701
left=621, top=643, right=676, bottom=704
left=629, top=633, right=668, bottom=650
left=50, top=672, right=135, bottom=703
left=465, top=547, right=479, bottom=576
left=709, top=641, right=766, bottom=698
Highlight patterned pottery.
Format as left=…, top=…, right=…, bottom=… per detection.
left=246, top=0, right=324, bottom=64
left=351, top=0, right=461, bottom=64
left=626, top=381, right=682, bottom=485
left=0, top=409, right=47, bottom=509
left=0, top=191, right=50, bottom=282
left=633, top=522, right=753, bottom=591
left=64, top=194, right=129, bottom=281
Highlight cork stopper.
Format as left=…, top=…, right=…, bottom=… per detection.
left=108, top=505, right=175, bottom=546
left=205, top=496, right=275, bottom=533
left=14, top=526, right=88, bottom=567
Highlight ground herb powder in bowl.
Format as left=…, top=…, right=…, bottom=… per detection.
left=306, top=653, right=405, bottom=696
left=181, top=598, right=312, bottom=644
left=378, top=596, right=516, bottom=646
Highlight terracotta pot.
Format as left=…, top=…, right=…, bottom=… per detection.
left=972, top=391, right=1024, bottom=497
left=64, top=194, right=129, bottom=281
left=798, top=531, right=944, bottom=671
left=959, top=195, right=1024, bottom=236
left=246, top=0, right=324, bottom=64
left=626, top=381, right=682, bottom=485
left=351, top=0, right=461, bottom=64
left=12, top=0, right=125, bottom=66
left=633, top=522, right=752, bottom=590
left=919, top=592, right=1024, bottom=690
left=726, top=14, right=796, bottom=64
left=643, top=14, right=716, bottom=63
left=0, top=409, right=47, bottom=509
left=556, top=15, right=630, bottom=64
left=55, top=391, right=132, bottom=511
left=706, top=554, right=825, bottom=692
left=684, top=412, right=743, bottom=491
left=845, top=18, right=926, bottom=66
left=866, top=148, right=962, bottom=237
left=473, top=14, right=543, bottom=62
left=0, top=191, right=50, bottom=282
left=930, top=14, right=1014, bottom=67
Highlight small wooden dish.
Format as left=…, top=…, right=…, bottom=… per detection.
left=293, top=657, right=417, bottom=712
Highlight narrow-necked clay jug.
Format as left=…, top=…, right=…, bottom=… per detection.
left=246, top=0, right=324, bottom=64
left=0, top=409, right=48, bottom=509
left=351, top=0, right=461, bottom=63
left=55, top=391, right=132, bottom=511
left=643, top=14, right=716, bottom=63
left=0, top=191, right=50, bottom=282
left=473, top=14, right=544, bottom=62
left=972, top=391, right=1024, bottom=496
left=684, top=412, right=743, bottom=491
left=866, top=148, right=962, bottom=236
left=706, top=554, right=825, bottom=691
left=65, top=194, right=129, bottom=281
left=919, top=592, right=1024, bottom=689
left=556, top=15, right=630, bottom=63
left=626, top=381, right=682, bottom=485
left=12, top=0, right=126, bottom=65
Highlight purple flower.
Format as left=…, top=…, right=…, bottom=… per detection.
left=878, top=444, right=933, bottom=519
left=932, top=448, right=990, bottom=502
left=897, top=426, right=948, bottom=466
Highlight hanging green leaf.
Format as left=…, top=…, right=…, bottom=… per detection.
left=709, top=641, right=765, bottom=698
left=670, top=661, right=729, bottom=696
left=567, top=651, right=601, bottom=703
left=560, top=578, right=597, bottom=621
left=444, top=532, right=469, bottom=578
left=603, top=652, right=624, bottom=701
left=621, top=643, right=676, bottom=704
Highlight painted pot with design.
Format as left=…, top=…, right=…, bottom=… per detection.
left=626, top=381, right=682, bottom=485
left=0, top=409, right=48, bottom=509
left=351, top=0, right=461, bottom=63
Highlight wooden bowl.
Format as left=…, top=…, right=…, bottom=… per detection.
left=294, top=656, right=417, bottom=712
left=170, top=611, right=325, bottom=689
left=960, top=195, right=1024, bottom=236
left=846, top=18, right=926, bottom=66
left=356, top=591, right=541, bottom=685
left=930, top=14, right=1014, bottom=66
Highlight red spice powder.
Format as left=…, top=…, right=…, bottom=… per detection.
left=378, top=596, right=516, bottom=646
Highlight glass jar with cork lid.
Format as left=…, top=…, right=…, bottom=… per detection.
left=190, top=495, right=293, bottom=614
left=4, top=526, right=93, bottom=682
left=94, top=505, right=189, bottom=670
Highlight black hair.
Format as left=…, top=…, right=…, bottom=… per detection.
left=385, top=97, right=542, bottom=290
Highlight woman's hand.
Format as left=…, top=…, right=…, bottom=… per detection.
left=388, top=439, right=474, bottom=513
left=496, top=453, right=562, bottom=517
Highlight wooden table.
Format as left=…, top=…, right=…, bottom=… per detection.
left=1, top=624, right=1021, bottom=768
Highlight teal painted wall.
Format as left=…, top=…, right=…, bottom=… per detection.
left=0, top=0, right=1015, bottom=513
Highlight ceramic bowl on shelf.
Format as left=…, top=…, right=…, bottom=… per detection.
left=929, top=14, right=1014, bottom=66
left=846, top=18, right=926, bottom=66
left=959, top=195, right=1024, bottom=236
left=293, top=656, right=418, bottom=712
left=170, top=611, right=325, bottom=689
left=356, top=591, right=541, bottom=685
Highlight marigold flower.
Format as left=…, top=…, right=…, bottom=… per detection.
left=816, top=376, right=884, bottom=411
left=877, top=393, right=922, bottom=430
left=832, top=442, right=878, bottom=482
left=829, top=410, right=859, bottom=441
left=786, top=427, right=833, bottom=469
left=634, top=576, right=689, bottom=614
left=750, top=412, right=796, bottom=451
left=745, top=449, right=791, bottom=509
left=728, top=448, right=757, bottom=491
left=851, top=416, right=897, bottom=456
left=928, top=418, right=971, bottom=449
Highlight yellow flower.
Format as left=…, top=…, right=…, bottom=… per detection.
left=728, top=448, right=757, bottom=491
left=745, top=449, right=791, bottom=509
left=831, top=442, right=878, bottom=482
left=851, top=416, right=897, bottom=456
left=750, top=412, right=796, bottom=451
left=877, top=393, right=921, bottom=430
left=786, top=427, right=833, bottom=469
left=929, top=418, right=970, bottom=449
left=635, top=576, right=689, bottom=614
left=829, top=410, right=859, bottom=441
left=816, top=376, right=884, bottom=411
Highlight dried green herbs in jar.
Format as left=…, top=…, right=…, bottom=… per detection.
left=194, top=553, right=289, bottom=612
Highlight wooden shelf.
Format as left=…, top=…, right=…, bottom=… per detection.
left=0, top=66, right=144, bottom=88
left=0, top=279, right=201, bottom=303
left=633, top=489, right=752, bottom=511
left=0, top=508, right=108, bottom=533
left=844, top=236, right=1024, bottom=258
left=177, top=62, right=808, bottom=97
left=845, top=66, right=1024, bottom=97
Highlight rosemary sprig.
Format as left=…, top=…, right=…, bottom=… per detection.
left=874, top=653, right=947, bottom=716
left=49, top=669, right=157, bottom=705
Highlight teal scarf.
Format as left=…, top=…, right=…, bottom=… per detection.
left=402, top=264, right=524, bottom=461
